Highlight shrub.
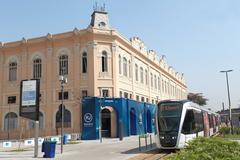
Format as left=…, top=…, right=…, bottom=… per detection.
left=219, top=126, right=240, bottom=136
left=233, top=127, right=240, bottom=135
left=167, top=137, right=240, bottom=160
left=219, top=126, right=230, bottom=135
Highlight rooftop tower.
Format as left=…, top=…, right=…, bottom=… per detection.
left=90, top=3, right=110, bottom=29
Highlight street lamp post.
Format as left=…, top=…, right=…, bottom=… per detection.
left=220, top=70, right=233, bottom=134
left=59, top=75, right=67, bottom=154
left=8, top=103, right=10, bottom=140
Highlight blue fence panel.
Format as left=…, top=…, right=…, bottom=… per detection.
left=81, top=97, right=156, bottom=140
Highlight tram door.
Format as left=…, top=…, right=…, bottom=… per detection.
left=101, top=108, right=111, bottom=137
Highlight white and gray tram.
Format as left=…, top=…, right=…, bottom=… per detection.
left=156, top=100, right=220, bottom=149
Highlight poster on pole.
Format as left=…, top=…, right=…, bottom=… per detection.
left=20, top=79, right=40, bottom=121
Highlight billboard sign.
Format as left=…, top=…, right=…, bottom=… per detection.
left=22, top=80, right=37, bottom=106
left=20, top=79, right=40, bottom=121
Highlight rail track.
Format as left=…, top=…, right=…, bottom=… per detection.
left=128, top=149, right=174, bottom=160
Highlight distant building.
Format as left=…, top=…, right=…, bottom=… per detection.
left=218, top=108, right=240, bottom=127
left=0, top=8, right=187, bottom=140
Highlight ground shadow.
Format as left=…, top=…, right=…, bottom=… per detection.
left=121, top=143, right=157, bottom=154
left=121, top=143, right=177, bottom=155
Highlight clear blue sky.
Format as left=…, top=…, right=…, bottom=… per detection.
left=0, top=0, right=239, bottom=111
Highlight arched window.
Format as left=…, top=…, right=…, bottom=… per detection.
left=154, top=75, right=157, bottom=89
left=128, top=60, right=131, bottom=78
left=4, top=112, right=18, bottom=130
left=150, top=73, right=153, bottom=88
left=119, top=55, right=122, bottom=74
left=102, top=51, right=108, bottom=72
left=158, top=77, right=161, bottom=91
left=135, top=64, right=138, bottom=81
left=162, top=80, right=164, bottom=93
left=140, top=67, right=144, bottom=83
left=167, top=82, right=170, bottom=94
left=33, top=58, right=42, bottom=79
left=123, top=57, right=128, bottom=76
left=29, top=112, right=44, bottom=129
left=145, top=69, right=148, bottom=85
left=82, top=52, right=87, bottom=73
left=165, top=81, right=167, bottom=94
left=99, top=22, right=106, bottom=28
left=9, top=62, right=17, bottom=81
left=56, top=105, right=71, bottom=128
left=59, top=55, right=68, bottom=75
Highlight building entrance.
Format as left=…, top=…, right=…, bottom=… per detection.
left=101, top=107, right=117, bottom=138
left=101, top=108, right=111, bottom=137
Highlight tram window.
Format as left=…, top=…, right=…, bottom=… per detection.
left=212, top=115, right=216, bottom=128
left=193, top=111, right=204, bottom=132
left=209, top=114, right=213, bottom=128
left=216, top=116, right=219, bottom=126
left=182, top=110, right=196, bottom=134
left=158, top=102, right=182, bottom=133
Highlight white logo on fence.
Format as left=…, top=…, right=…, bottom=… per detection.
left=84, top=113, right=93, bottom=123
left=24, top=139, right=34, bottom=146
left=3, top=142, right=12, bottom=148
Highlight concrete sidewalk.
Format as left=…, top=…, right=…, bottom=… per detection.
left=0, top=136, right=156, bottom=160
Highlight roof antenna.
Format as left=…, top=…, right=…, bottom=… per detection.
left=93, top=2, right=98, bottom=11
left=93, top=2, right=106, bottom=12
left=103, top=3, right=106, bottom=11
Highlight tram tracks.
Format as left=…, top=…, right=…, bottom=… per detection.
left=128, top=149, right=173, bottom=160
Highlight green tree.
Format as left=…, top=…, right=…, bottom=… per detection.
left=187, top=93, right=208, bottom=106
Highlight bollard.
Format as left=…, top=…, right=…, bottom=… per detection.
left=150, top=134, right=152, bottom=148
left=145, top=134, right=148, bottom=150
left=119, top=120, right=123, bottom=141
left=138, top=136, right=141, bottom=151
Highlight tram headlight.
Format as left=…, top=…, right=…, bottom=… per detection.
left=160, top=136, right=164, bottom=140
left=172, top=136, right=177, bottom=140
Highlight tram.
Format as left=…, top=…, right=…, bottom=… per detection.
left=155, top=100, right=220, bottom=149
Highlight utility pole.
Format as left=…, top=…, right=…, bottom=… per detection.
left=220, top=70, right=233, bottom=134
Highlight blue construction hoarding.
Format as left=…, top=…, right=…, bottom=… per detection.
left=81, top=97, right=156, bottom=140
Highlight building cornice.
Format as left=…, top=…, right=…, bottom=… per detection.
left=0, top=28, right=88, bottom=49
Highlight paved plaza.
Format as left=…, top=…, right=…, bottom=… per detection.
left=0, top=136, right=156, bottom=160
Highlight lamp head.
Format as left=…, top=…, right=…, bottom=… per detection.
left=220, top=70, right=233, bottom=73
left=64, top=78, right=68, bottom=84
left=59, top=75, right=64, bottom=81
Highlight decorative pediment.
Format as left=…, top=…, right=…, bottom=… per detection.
left=73, top=28, right=80, bottom=35
left=46, top=33, right=52, bottom=40
left=22, top=37, right=27, bottom=44
left=130, top=37, right=147, bottom=53
left=0, top=42, right=3, bottom=48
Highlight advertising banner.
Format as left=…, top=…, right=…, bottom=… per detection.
left=20, top=79, right=40, bottom=121
left=22, top=80, right=37, bottom=106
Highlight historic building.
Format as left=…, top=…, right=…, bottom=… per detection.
left=0, top=8, right=187, bottom=140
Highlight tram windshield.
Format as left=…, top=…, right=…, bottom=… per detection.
left=158, top=102, right=183, bottom=133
